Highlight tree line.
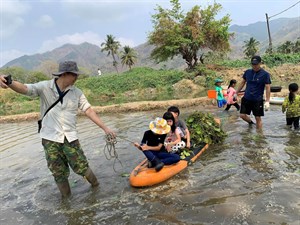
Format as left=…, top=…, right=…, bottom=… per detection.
left=243, top=38, right=300, bottom=58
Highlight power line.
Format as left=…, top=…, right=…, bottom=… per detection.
left=269, top=1, right=300, bottom=19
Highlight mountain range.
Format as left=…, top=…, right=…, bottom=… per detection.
left=2, top=17, right=299, bottom=75
left=229, top=17, right=300, bottom=54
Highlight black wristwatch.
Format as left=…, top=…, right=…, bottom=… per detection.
left=4, top=75, right=12, bottom=85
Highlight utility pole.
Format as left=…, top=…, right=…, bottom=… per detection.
left=265, top=13, right=272, bottom=53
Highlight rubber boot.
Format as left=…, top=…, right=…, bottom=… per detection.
left=84, top=168, right=99, bottom=187
left=147, top=160, right=154, bottom=168
left=152, top=157, right=164, bottom=172
left=56, top=181, right=71, bottom=198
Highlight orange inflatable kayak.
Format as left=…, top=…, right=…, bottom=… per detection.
left=129, top=143, right=209, bottom=187
left=129, top=118, right=220, bottom=187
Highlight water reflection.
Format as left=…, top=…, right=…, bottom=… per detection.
left=0, top=106, right=299, bottom=224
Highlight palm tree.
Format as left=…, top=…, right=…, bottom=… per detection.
left=120, top=46, right=137, bottom=70
left=293, top=40, right=300, bottom=53
left=101, top=34, right=121, bottom=73
left=277, top=41, right=294, bottom=54
left=243, top=37, right=260, bottom=58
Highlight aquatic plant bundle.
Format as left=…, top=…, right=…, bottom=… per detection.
left=186, top=111, right=226, bottom=145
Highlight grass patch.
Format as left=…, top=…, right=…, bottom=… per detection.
left=0, top=67, right=199, bottom=116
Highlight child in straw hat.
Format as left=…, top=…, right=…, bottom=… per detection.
left=134, top=117, right=180, bottom=172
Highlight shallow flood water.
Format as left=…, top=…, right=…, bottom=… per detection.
left=0, top=105, right=299, bottom=225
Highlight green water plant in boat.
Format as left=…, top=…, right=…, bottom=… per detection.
left=186, top=111, right=227, bottom=145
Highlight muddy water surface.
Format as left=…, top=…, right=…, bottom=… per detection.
left=0, top=106, right=299, bottom=225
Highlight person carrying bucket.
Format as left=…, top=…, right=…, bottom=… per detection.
left=215, top=78, right=227, bottom=108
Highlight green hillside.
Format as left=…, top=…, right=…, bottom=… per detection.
left=1, top=54, right=300, bottom=117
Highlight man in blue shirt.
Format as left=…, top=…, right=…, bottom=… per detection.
left=236, top=56, right=271, bottom=129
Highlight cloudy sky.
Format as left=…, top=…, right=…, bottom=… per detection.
left=1, top=0, right=299, bottom=67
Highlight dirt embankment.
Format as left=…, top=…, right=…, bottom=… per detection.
left=0, top=97, right=215, bottom=123
left=0, top=89, right=289, bottom=123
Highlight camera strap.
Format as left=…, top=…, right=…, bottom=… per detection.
left=41, top=89, right=70, bottom=120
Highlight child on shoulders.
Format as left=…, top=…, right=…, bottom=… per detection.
left=282, top=83, right=300, bottom=130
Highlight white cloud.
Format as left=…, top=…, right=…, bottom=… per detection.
left=36, top=15, right=54, bottom=28
left=117, top=37, right=135, bottom=48
left=60, top=1, right=147, bottom=22
left=0, top=17, right=24, bottom=39
left=38, top=31, right=136, bottom=53
left=1, top=0, right=30, bottom=14
left=0, top=1, right=30, bottom=38
left=0, top=49, right=27, bottom=67
left=38, top=31, right=104, bottom=53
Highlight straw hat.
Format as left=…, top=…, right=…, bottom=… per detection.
left=149, top=117, right=171, bottom=135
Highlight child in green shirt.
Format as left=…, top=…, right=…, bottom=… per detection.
left=282, top=83, right=300, bottom=129
left=215, top=78, right=227, bottom=108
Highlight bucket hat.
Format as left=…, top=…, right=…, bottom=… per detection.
left=215, top=78, right=223, bottom=83
left=52, top=61, right=81, bottom=76
left=149, top=117, right=171, bottom=135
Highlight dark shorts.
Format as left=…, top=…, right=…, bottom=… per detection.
left=42, top=138, right=89, bottom=183
left=286, top=116, right=299, bottom=129
left=240, top=97, right=264, bottom=117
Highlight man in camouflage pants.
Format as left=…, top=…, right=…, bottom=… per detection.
left=0, top=61, right=116, bottom=198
